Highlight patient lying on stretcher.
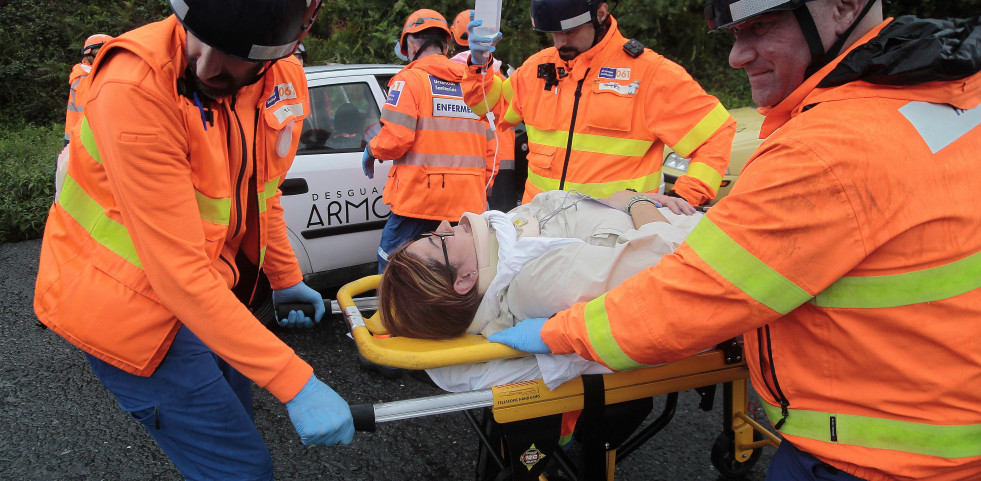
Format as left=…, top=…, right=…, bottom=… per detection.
left=377, top=190, right=703, bottom=391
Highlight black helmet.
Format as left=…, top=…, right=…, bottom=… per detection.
left=169, top=0, right=322, bottom=61
left=703, top=0, right=807, bottom=31
left=530, top=0, right=604, bottom=33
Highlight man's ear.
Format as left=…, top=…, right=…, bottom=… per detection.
left=596, top=3, right=610, bottom=24
left=832, top=0, right=866, bottom=37
left=453, top=271, right=478, bottom=295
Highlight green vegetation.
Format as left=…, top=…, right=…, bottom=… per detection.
left=1, top=0, right=978, bottom=241
left=0, top=123, right=62, bottom=243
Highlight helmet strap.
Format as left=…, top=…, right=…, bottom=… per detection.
left=798, top=0, right=879, bottom=77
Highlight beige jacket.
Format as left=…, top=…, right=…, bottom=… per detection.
left=467, top=191, right=703, bottom=336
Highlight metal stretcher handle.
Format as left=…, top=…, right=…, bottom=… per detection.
left=275, top=297, right=378, bottom=319
left=349, top=390, right=495, bottom=432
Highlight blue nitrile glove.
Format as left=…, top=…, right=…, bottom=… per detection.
left=286, top=374, right=355, bottom=446
left=272, top=281, right=325, bottom=328
left=467, top=15, right=503, bottom=67
left=487, top=317, right=552, bottom=354
left=361, top=146, right=377, bottom=179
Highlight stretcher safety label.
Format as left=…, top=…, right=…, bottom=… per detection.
left=493, top=380, right=542, bottom=407
left=520, top=444, right=546, bottom=470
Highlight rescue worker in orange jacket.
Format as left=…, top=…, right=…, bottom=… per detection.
left=64, top=33, right=111, bottom=146
left=464, top=0, right=736, bottom=207
left=489, top=1, right=981, bottom=480
left=449, top=9, right=519, bottom=211
left=34, top=1, right=355, bottom=478
left=363, top=9, right=493, bottom=272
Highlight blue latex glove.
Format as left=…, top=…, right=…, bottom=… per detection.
left=467, top=16, right=503, bottom=67
left=487, top=317, right=552, bottom=354
left=361, top=146, right=377, bottom=179
left=272, top=281, right=325, bottom=328
left=286, top=375, right=355, bottom=446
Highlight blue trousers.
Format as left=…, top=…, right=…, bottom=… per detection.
left=86, top=326, right=273, bottom=481
left=767, top=441, right=866, bottom=481
left=376, top=213, right=440, bottom=273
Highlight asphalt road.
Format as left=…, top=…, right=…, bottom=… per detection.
left=1, top=239, right=773, bottom=480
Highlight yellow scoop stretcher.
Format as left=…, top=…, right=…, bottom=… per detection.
left=338, top=275, right=779, bottom=480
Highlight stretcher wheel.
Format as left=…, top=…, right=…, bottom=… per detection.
left=710, top=429, right=763, bottom=478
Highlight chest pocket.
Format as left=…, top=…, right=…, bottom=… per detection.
left=525, top=143, right=557, bottom=170
left=584, top=80, right=637, bottom=133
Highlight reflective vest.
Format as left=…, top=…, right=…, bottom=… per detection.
left=463, top=15, right=735, bottom=206
left=34, top=16, right=314, bottom=403
left=370, top=54, right=492, bottom=220
left=541, top=21, right=981, bottom=481
left=64, top=62, right=91, bottom=145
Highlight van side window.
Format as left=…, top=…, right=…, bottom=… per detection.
left=299, top=82, right=381, bottom=154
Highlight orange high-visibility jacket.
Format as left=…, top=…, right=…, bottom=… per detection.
left=462, top=16, right=735, bottom=205
left=34, top=16, right=313, bottom=403
left=64, top=62, right=91, bottom=145
left=370, top=54, right=492, bottom=220
left=450, top=51, right=516, bottom=189
left=542, top=21, right=981, bottom=481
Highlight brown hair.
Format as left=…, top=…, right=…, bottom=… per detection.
left=377, top=243, right=482, bottom=340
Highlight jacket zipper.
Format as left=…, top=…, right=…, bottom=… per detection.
left=757, top=326, right=791, bottom=429
left=228, top=97, right=248, bottom=239
left=558, top=68, right=590, bottom=191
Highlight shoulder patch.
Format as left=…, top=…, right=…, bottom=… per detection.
left=623, top=39, right=645, bottom=58
left=385, top=80, right=405, bottom=106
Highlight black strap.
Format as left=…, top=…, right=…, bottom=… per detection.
left=793, top=7, right=827, bottom=77
left=580, top=374, right=607, bottom=480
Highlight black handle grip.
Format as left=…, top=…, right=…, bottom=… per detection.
left=276, top=303, right=315, bottom=320
left=350, top=404, right=376, bottom=432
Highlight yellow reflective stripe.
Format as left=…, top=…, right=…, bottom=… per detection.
left=504, top=104, right=523, bottom=125
left=526, top=169, right=661, bottom=198
left=259, top=246, right=266, bottom=266
left=380, top=110, right=418, bottom=131
left=526, top=126, right=653, bottom=157
left=670, top=103, right=731, bottom=158
left=686, top=161, right=722, bottom=194
left=469, top=75, right=503, bottom=117
left=60, top=176, right=142, bottom=269
left=687, top=217, right=811, bottom=314
left=810, top=250, right=981, bottom=308
left=761, top=401, right=981, bottom=458
left=502, top=77, right=514, bottom=103
left=583, top=294, right=648, bottom=371
left=257, top=177, right=280, bottom=215
left=79, top=117, right=103, bottom=164
left=195, top=190, right=231, bottom=225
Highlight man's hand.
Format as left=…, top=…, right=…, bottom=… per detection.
left=467, top=14, right=502, bottom=67
left=487, top=318, right=552, bottom=354
left=286, top=375, right=355, bottom=446
left=272, top=281, right=325, bottom=328
left=361, top=146, right=377, bottom=179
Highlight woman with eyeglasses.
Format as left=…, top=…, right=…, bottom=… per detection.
left=377, top=189, right=701, bottom=389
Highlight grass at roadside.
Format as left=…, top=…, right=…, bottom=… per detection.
left=0, top=123, right=62, bottom=243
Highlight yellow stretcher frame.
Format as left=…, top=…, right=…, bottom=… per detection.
left=337, top=275, right=779, bottom=479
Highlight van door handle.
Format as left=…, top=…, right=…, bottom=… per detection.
left=280, top=178, right=308, bottom=196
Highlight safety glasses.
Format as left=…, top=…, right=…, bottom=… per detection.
left=419, top=231, right=454, bottom=270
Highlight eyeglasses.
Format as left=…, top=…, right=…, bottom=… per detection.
left=419, top=231, right=454, bottom=269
